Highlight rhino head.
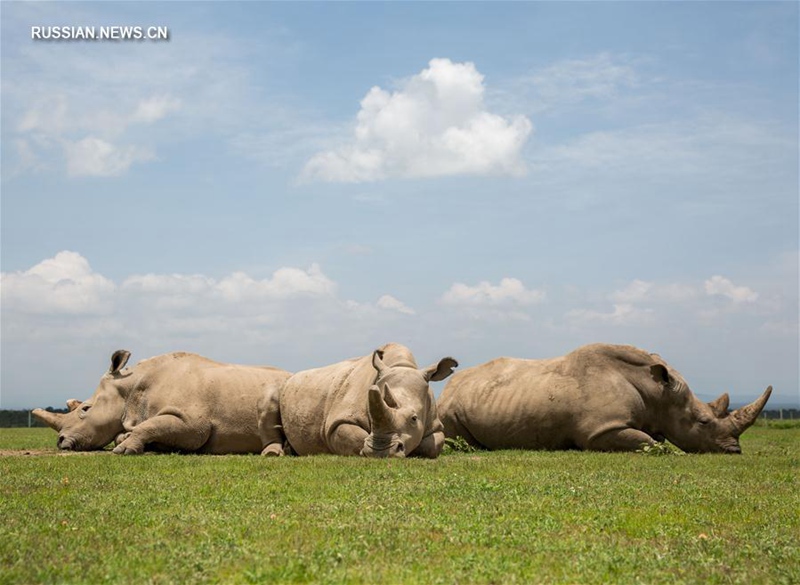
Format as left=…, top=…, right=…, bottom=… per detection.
left=360, top=349, right=457, bottom=458
left=32, top=350, right=132, bottom=451
left=650, top=364, right=772, bottom=454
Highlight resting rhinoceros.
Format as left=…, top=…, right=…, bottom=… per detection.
left=33, top=350, right=291, bottom=455
left=276, top=343, right=457, bottom=457
left=437, top=343, right=771, bottom=454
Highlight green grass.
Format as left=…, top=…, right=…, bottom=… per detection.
left=1, top=427, right=798, bottom=584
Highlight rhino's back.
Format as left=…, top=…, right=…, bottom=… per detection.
left=280, top=356, right=373, bottom=455
left=439, top=356, right=588, bottom=450
left=129, top=353, right=290, bottom=454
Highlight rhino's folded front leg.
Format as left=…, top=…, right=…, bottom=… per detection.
left=112, top=411, right=211, bottom=455
left=113, top=432, right=131, bottom=447
left=586, top=427, right=656, bottom=452
left=411, top=431, right=445, bottom=458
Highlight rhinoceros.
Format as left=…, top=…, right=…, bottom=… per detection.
left=276, top=343, right=457, bottom=457
left=33, top=350, right=291, bottom=455
left=437, top=343, right=771, bottom=454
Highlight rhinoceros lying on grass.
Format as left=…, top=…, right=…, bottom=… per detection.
left=438, top=343, right=771, bottom=453
left=276, top=343, right=457, bottom=458
left=33, top=350, right=291, bottom=455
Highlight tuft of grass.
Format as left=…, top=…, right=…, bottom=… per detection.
left=637, top=441, right=686, bottom=456
left=1, top=426, right=798, bottom=584
left=442, top=435, right=477, bottom=454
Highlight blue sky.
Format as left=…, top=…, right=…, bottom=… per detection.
left=1, top=2, right=797, bottom=410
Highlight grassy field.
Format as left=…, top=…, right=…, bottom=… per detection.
left=1, top=424, right=798, bottom=584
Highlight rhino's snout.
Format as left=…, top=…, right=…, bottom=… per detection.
left=57, top=435, right=76, bottom=450
left=360, top=437, right=407, bottom=458
left=725, top=444, right=742, bottom=455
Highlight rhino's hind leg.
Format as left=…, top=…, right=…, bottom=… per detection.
left=112, top=411, right=211, bottom=455
left=586, top=427, right=656, bottom=452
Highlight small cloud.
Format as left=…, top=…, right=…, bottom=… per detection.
left=120, top=264, right=336, bottom=304
left=566, top=303, right=653, bottom=326
left=609, top=279, right=653, bottom=303
left=704, top=276, right=758, bottom=303
left=132, top=95, right=181, bottom=124
left=216, top=264, right=336, bottom=301
left=302, top=58, right=532, bottom=183
left=610, top=279, right=697, bottom=303
left=441, top=277, right=545, bottom=306
left=64, top=137, right=154, bottom=177
left=376, top=294, right=415, bottom=315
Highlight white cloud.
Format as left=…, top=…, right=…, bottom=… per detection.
left=302, top=58, right=532, bottom=182
left=609, top=279, right=653, bottom=303
left=377, top=294, right=416, bottom=315
left=2, top=252, right=339, bottom=320
left=1, top=251, right=115, bottom=314
left=610, top=279, right=698, bottom=303
left=123, top=264, right=336, bottom=304
left=132, top=95, right=182, bottom=124
left=566, top=303, right=654, bottom=326
left=64, top=137, right=154, bottom=177
left=704, top=275, right=758, bottom=303
left=441, top=277, right=545, bottom=306
left=215, top=265, right=336, bottom=301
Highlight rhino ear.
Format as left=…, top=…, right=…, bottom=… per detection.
left=423, top=357, right=459, bottom=382
left=708, top=393, right=731, bottom=418
left=372, top=349, right=388, bottom=377
left=650, top=364, right=671, bottom=387
left=109, top=350, right=131, bottom=375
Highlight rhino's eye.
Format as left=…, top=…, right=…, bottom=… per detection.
left=698, top=417, right=711, bottom=425
left=410, top=414, right=419, bottom=423
left=79, top=404, right=91, bottom=418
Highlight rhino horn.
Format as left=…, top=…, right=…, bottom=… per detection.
left=731, top=386, right=772, bottom=434
left=367, top=384, right=396, bottom=432
left=32, top=408, right=64, bottom=431
left=66, top=399, right=82, bottom=412
left=708, top=393, right=730, bottom=418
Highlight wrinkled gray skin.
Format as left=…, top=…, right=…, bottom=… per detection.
left=278, top=343, right=457, bottom=458
left=33, top=350, right=291, bottom=455
left=438, top=343, right=772, bottom=454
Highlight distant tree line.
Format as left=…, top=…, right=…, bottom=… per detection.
left=0, top=408, right=798, bottom=428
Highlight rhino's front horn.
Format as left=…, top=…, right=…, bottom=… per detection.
left=367, top=384, right=396, bottom=432
left=731, top=386, right=772, bottom=434
left=32, top=408, right=64, bottom=431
